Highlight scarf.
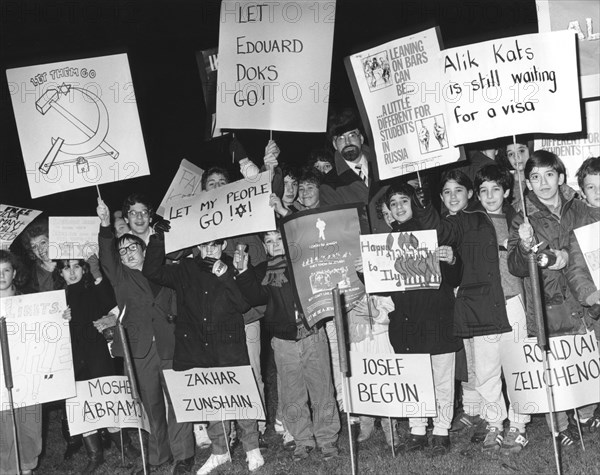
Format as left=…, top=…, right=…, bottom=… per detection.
left=262, top=255, right=289, bottom=287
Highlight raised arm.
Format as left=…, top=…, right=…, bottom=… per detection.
left=142, top=234, right=181, bottom=289
left=97, top=198, right=124, bottom=284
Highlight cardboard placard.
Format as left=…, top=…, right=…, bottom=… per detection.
left=48, top=216, right=99, bottom=260
left=344, top=351, right=437, bottom=418
left=6, top=53, right=150, bottom=198
left=346, top=27, right=461, bottom=180
left=359, top=231, right=440, bottom=293
left=164, top=172, right=274, bottom=254
left=0, top=290, right=75, bottom=409
left=156, top=159, right=204, bottom=217
left=0, top=204, right=43, bottom=250
left=65, top=376, right=150, bottom=436
left=216, top=0, right=336, bottom=132
left=442, top=31, right=581, bottom=144
left=163, top=366, right=265, bottom=423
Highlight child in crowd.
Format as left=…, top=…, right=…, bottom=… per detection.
left=508, top=151, right=597, bottom=445
left=53, top=258, right=139, bottom=470
left=142, top=230, right=264, bottom=474
left=577, top=156, right=600, bottom=216
left=235, top=228, right=341, bottom=463
left=418, top=169, right=513, bottom=452
left=473, top=164, right=532, bottom=454
left=0, top=251, right=43, bottom=475
left=385, top=182, right=463, bottom=455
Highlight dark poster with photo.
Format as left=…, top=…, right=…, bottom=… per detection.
left=281, top=204, right=367, bottom=328
left=196, top=47, right=223, bottom=139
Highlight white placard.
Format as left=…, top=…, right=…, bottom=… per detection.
left=65, top=376, right=150, bottom=436
left=48, top=216, right=99, bottom=260
left=0, top=204, right=43, bottom=250
left=157, top=159, right=204, bottom=217
left=359, top=230, right=440, bottom=293
left=164, top=172, right=275, bottom=254
left=347, top=27, right=461, bottom=180
left=442, top=31, right=581, bottom=145
left=500, top=296, right=600, bottom=413
left=0, top=290, right=75, bottom=409
left=344, top=351, right=436, bottom=418
left=6, top=53, right=150, bottom=198
left=216, top=0, right=336, bottom=132
left=574, top=222, right=600, bottom=290
left=163, top=366, right=265, bottom=423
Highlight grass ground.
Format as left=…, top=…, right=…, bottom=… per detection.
left=29, top=348, right=600, bottom=475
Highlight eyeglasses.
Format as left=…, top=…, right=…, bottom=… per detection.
left=334, top=130, right=360, bottom=146
left=128, top=210, right=149, bottom=219
left=118, top=243, right=140, bottom=255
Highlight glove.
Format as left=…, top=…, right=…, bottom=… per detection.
left=152, top=215, right=171, bottom=237
left=199, top=257, right=217, bottom=273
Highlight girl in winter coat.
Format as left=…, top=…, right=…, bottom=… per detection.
left=385, top=182, right=463, bottom=455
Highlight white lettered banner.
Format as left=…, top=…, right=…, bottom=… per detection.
left=48, top=216, right=99, bottom=260
left=574, top=221, right=600, bottom=290
left=65, top=376, right=150, bottom=436
left=359, top=230, right=440, bottom=293
left=0, top=290, right=75, bottom=409
left=347, top=27, right=461, bottom=180
left=500, top=295, right=600, bottom=413
left=344, top=351, right=436, bottom=418
left=216, top=0, right=336, bottom=132
left=164, top=172, right=274, bottom=254
left=0, top=204, right=42, bottom=250
left=156, top=159, right=204, bottom=217
left=6, top=53, right=150, bottom=198
left=442, top=31, right=581, bottom=145
left=163, top=366, right=265, bottom=422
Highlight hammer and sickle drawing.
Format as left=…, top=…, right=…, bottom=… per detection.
left=35, top=82, right=119, bottom=174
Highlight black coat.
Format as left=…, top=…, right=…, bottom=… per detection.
left=388, top=218, right=463, bottom=354
left=143, top=235, right=251, bottom=371
left=426, top=202, right=514, bottom=338
left=65, top=279, right=116, bottom=380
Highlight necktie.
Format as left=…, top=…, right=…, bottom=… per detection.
left=355, top=165, right=367, bottom=185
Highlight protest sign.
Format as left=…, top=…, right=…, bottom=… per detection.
left=196, top=47, right=227, bottom=139
left=442, top=31, right=581, bottom=145
left=359, top=230, right=440, bottom=293
left=48, top=216, right=99, bottom=260
left=347, top=27, right=461, bottom=180
left=344, top=351, right=436, bottom=418
left=0, top=290, right=75, bottom=409
left=574, top=222, right=600, bottom=290
left=6, top=53, right=149, bottom=198
left=537, top=0, right=600, bottom=99
left=500, top=296, right=600, bottom=414
left=164, top=172, right=274, bottom=254
left=163, top=366, right=264, bottom=423
left=0, top=204, right=42, bottom=250
left=156, top=159, right=204, bottom=217
left=534, top=100, right=600, bottom=189
left=281, top=204, right=366, bottom=328
left=216, top=0, right=336, bottom=132
left=65, top=376, right=150, bottom=436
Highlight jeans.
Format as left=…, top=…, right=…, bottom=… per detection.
left=272, top=327, right=340, bottom=449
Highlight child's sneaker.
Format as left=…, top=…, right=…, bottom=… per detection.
left=193, top=423, right=212, bottom=450
left=282, top=429, right=296, bottom=451
left=556, top=428, right=580, bottom=447
left=501, top=427, right=528, bottom=455
left=482, top=426, right=503, bottom=452
left=197, top=453, right=230, bottom=475
left=246, top=448, right=265, bottom=472
left=578, top=415, right=600, bottom=433
left=450, top=411, right=484, bottom=433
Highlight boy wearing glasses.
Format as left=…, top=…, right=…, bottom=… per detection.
left=122, top=193, right=154, bottom=244
left=97, top=198, right=195, bottom=475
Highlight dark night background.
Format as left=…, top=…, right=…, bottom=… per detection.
left=0, top=0, right=538, bottom=216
